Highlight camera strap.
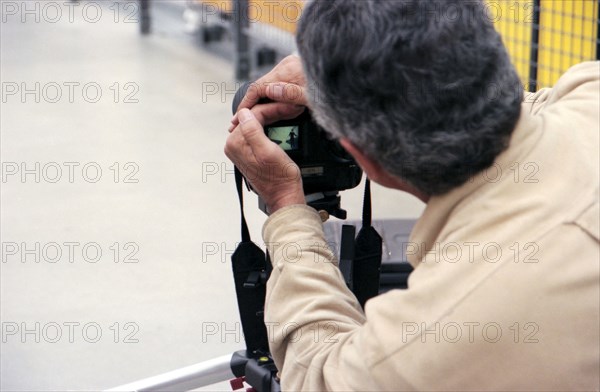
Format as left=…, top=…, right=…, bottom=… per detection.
left=339, top=224, right=356, bottom=290
left=230, top=167, right=271, bottom=355
left=352, top=179, right=383, bottom=308
left=231, top=170, right=382, bottom=356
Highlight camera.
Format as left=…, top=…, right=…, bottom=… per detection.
left=232, top=82, right=363, bottom=219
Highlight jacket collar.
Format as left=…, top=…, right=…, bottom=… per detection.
left=407, top=109, right=540, bottom=267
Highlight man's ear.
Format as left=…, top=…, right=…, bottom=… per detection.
left=338, top=138, right=430, bottom=203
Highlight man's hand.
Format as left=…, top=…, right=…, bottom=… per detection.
left=230, top=55, right=308, bottom=131
left=225, top=109, right=305, bottom=214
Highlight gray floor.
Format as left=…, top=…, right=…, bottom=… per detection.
left=0, top=2, right=424, bottom=390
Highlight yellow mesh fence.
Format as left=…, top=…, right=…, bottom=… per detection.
left=489, top=1, right=535, bottom=87
left=536, top=0, right=598, bottom=88
left=490, top=0, right=598, bottom=89
left=198, top=0, right=599, bottom=88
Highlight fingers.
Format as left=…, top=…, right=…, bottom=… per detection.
left=231, top=55, right=307, bottom=128
left=231, top=83, right=307, bottom=127
left=252, top=102, right=305, bottom=126
left=224, top=121, right=247, bottom=165
left=225, top=109, right=273, bottom=160
left=236, top=82, right=268, bottom=113
left=229, top=102, right=305, bottom=132
left=237, top=109, right=279, bottom=161
left=237, top=55, right=304, bottom=109
left=270, top=83, right=308, bottom=106
left=238, top=82, right=308, bottom=110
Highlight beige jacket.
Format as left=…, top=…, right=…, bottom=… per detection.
left=262, top=61, right=599, bottom=391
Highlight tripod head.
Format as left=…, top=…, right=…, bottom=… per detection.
left=258, top=191, right=347, bottom=221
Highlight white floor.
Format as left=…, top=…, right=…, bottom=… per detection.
left=0, top=2, right=424, bottom=390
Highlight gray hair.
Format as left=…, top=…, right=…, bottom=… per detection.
left=296, top=0, right=523, bottom=195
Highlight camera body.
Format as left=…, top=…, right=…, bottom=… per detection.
left=232, top=82, right=362, bottom=219
left=262, top=110, right=362, bottom=195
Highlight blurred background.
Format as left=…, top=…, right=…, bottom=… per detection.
left=0, top=0, right=598, bottom=391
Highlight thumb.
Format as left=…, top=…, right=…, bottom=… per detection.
left=238, top=109, right=273, bottom=154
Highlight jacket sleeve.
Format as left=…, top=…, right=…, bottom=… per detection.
left=261, top=206, right=600, bottom=391
left=262, top=204, right=390, bottom=391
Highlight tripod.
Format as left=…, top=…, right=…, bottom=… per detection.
left=106, top=351, right=277, bottom=392
left=107, top=174, right=413, bottom=392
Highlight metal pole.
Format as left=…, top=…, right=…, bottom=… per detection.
left=234, top=0, right=251, bottom=81
left=140, top=0, right=151, bottom=35
left=106, top=354, right=234, bottom=392
left=528, top=0, right=541, bottom=92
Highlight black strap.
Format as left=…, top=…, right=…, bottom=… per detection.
left=338, top=225, right=356, bottom=290
left=352, top=179, right=383, bottom=308
left=362, top=178, right=373, bottom=226
left=235, top=167, right=251, bottom=243
left=231, top=167, right=270, bottom=355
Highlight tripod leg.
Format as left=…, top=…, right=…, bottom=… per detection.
left=106, top=354, right=234, bottom=391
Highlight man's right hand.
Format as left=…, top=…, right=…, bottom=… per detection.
left=229, top=55, right=309, bottom=131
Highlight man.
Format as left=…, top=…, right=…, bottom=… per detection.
left=225, top=1, right=599, bottom=390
